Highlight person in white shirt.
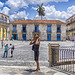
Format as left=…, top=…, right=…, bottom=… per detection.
left=10, top=44, right=14, bottom=58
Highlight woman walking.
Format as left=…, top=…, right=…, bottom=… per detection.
left=30, top=36, right=40, bottom=71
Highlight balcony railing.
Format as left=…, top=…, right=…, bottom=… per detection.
left=57, top=30, right=61, bottom=33
left=66, top=27, right=75, bottom=31
left=33, top=30, right=40, bottom=33
left=66, top=19, right=75, bottom=25
left=47, top=30, right=51, bottom=33
left=0, top=21, right=9, bottom=25
left=22, top=30, right=26, bottom=33
left=12, top=30, right=17, bottom=32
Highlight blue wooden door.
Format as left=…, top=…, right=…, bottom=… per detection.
left=57, top=34, right=61, bottom=41
left=16, top=34, right=18, bottom=40
left=12, top=34, right=14, bottom=39
left=47, top=34, right=51, bottom=41
left=22, top=34, right=26, bottom=40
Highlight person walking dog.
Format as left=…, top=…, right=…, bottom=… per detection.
left=30, top=36, right=40, bottom=71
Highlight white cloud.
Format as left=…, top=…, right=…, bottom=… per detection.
left=26, top=0, right=68, bottom=5
left=0, top=7, right=10, bottom=15
left=32, top=5, right=75, bottom=22
left=10, top=11, right=29, bottom=21
left=6, top=0, right=28, bottom=11
left=67, top=5, right=75, bottom=15
left=5, top=0, right=69, bottom=21
left=2, top=7, right=10, bottom=15
left=0, top=2, right=4, bottom=7
left=32, top=7, right=37, bottom=10
left=6, top=0, right=68, bottom=11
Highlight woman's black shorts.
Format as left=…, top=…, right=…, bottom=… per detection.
left=11, top=51, right=13, bottom=54
left=34, top=51, right=39, bottom=61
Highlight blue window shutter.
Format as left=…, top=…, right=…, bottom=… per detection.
left=13, top=25, right=16, bottom=32
left=47, top=25, right=51, bottom=32
left=12, top=34, right=14, bottom=39
left=57, top=25, right=61, bottom=32
left=37, top=26, right=38, bottom=32
left=35, top=25, right=38, bottom=32
left=25, top=25, right=26, bottom=32
left=60, top=26, right=61, bottom=32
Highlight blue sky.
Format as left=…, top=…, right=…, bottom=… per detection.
left=0, top=0, right=75, bottom=22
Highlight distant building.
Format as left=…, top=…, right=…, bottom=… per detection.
left=9, top=20, right=66, bottom=41
left=33, top=17, right=47, bottom=20
left=0, top=13, right=9, bottom=40
left=14, top=18, right=25, bottom=21
left=66, top=14, right=75, bottom=40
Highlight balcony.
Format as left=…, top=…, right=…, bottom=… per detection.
left=0, top=20, right=9, bottom=25
left=57, top=30, right=61, bottom=33
left=33, top=30, right=40, bottom=33
left=22, top=30, right=27, bottom=33
left=66, top=27, right=75, bottom=32
left=47, top=30, right=51, bottom=33
left=66, top=19, right=75, bottom=25
left=12, top=30, right=17, bottom=32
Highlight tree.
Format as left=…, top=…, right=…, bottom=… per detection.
left=37, top=3, right=45, bottom=20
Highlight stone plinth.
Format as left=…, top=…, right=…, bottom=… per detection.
left=48, top=43, right=60, bottom=67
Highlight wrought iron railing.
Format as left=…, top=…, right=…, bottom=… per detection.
left=51, top=46, right=75, bottom=74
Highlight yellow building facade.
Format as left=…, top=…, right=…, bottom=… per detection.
left=0, top=13, right=9, bottom=40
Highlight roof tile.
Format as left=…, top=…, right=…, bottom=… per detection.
left=10, top=20, right=65, bottom=24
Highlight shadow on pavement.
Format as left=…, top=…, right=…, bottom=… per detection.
left=24, top=69, right=35, bottom=72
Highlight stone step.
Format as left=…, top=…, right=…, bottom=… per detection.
left=0, top=60, right=49, bottom=66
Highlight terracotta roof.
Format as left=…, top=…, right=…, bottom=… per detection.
left=10, top=20, right=65, bottom=24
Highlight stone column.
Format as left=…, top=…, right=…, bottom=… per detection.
left=48, top=43, right=60, bottom=67
left=17, top=24, right=22, bottom=40
left=51, top=24, right=57, bottom=41
left=61, top=24, right=66, bottom=41
left=26, top=24, right=34, bottom=40
left=9, top=24, right=13, bottom=39
left=39, top=24, right=47, bottom=40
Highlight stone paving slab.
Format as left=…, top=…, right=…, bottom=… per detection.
left=0, top=66, right=67, bottom=75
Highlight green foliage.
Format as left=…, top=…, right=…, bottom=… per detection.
left=37, top=3, right=45, bottom=19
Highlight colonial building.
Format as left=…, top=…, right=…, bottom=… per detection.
left=9, top=20, right=66, bottom=41
left=66, top=14, right=75, bottom=40
left=0, top=13, right=9, bottom=40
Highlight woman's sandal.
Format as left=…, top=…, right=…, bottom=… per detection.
left=34, top=69, right=40, bottom=71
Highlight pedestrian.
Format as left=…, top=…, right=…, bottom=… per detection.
left=29, top=36, right=40, bottom=71
left=1, top=40, right=4, bottom=49
left=3, top=44, right=10, bottom=58
left=22, top=38, right=23, bottom=42
left=10, top=44, right=14, bottom=58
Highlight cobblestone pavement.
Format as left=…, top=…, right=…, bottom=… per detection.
left=0, top=41, right=74, bottom=66
left=0, top=66, right=67, bottom=75
left=0, top=41, right=74, bottom=75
